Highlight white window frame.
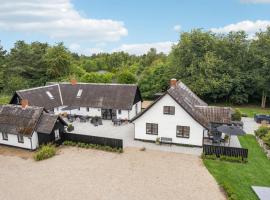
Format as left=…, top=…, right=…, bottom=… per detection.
left=76, top=89, right=83, bottom=98
left=17, top=134, right=24, bottom=143
left=55, top=129, right=60, bottom=140
left=2, top=132, right=8, bottom=140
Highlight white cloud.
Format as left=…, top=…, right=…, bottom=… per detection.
left=68, top=43, right=103, bottom=55
left=112, top=41, right=175, bottom=55
left=240, top=0, right=270, bottom=3
left=0, top=0, right=128, bottom=42
left=211, top=20, right=270, bottom=37
left=173, top=25, right=181, bottom=32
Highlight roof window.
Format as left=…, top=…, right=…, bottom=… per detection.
left=76, top=89, right=83, bottom=98
left=46, top=91, right=54, bottom=100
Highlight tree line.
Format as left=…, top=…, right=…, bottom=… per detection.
left=0, top=27, right=270, bottom=107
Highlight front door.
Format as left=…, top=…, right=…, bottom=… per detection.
left=101, top=109, right=116, bottom=120
left=54, top=129, right=60, bottom=141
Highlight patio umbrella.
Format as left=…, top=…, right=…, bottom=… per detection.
left=217, top=125, right=246, bottom=146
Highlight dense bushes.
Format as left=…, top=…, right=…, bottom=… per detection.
left=255, top=126, right=270, bottom=148
left=232, top=108, right=242, bottom=121
left=34, top=144, right=56, bottom=161
left=63, top=140, right=123, bottom=153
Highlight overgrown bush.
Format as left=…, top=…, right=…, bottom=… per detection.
left=34, top=144, right=56, bottom=161
left=63, top=140, right=123, bottom=153
left=255, top=126, right=270, bottom=139
left=232, top=108, right=242, bottom=121
left=201, top=153, right=217, bottom=160
left=262, top=132, right=270, bottom=148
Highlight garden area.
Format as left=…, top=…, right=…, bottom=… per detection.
left=204, top=135, right=270, bottom=200
left=236, top=106, right=270, bottom=118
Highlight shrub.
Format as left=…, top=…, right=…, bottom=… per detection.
left=222, top=182, right=237, bottom=200
left=67, top=124, right=74, bottom=132
left=255, top=126, right=270, bottom=139
left=63, top=140, right=123, bottom=153
left=232, top=108, right=242, bottom=121
left=262, top=132, right=270, bottom=148
left=34, top=144, right=56, bottom=161
left=202, top=153, right=217, bottom=160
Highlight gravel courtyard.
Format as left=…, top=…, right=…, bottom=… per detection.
left=0, top=146, right=225, bottom=200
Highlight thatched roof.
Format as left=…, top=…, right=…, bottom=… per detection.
left=13, top=82, right=142, bottom=110
left=0, top=105, right=66, bottom=136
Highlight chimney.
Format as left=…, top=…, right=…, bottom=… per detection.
left=70, top=79, right=77, bottom=85
left=170, top=78, right=177, bottom=88
left=21, top=99, right=29, bottom=109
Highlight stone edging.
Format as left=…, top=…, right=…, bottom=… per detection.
left=256, top=137, right=270, bottom=159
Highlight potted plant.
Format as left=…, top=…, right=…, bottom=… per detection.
left=67, top=124, right=74, bottom=132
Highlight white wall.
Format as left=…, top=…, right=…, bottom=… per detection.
left=129, top=101, right=142, bottom=120
left=0, top=132, right=39, bottom=150
left=31, top=132, right=39, bottom=150
left=116, top=109, right=129, bottom=120
left=54, top=106, right=102, bottom=117
left=133, top=94, right=205, bottom=146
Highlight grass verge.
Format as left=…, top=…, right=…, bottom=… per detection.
left=203, top=135, right=270, bottom=200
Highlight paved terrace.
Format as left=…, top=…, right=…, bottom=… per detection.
left=65, top=119, right=203, bottom=156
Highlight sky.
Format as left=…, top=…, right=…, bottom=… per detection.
left=0, top=0, right=270, bottom=55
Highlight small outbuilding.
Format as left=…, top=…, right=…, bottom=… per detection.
left=0, top=104, right=67, bottom=150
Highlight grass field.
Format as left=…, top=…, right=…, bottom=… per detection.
left=236, top=106, right=270, bottom=118
left=203, top=135, right=270, bottom=200
left=0, top=95, right=10, bottom=105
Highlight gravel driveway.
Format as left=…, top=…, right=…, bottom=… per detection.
left=0, top=147, right=225, bottom=200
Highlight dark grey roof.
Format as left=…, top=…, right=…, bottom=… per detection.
left=14, top=83, right=141, bottom=110
left=16, top=85, right=62, bottom=110
left=0, top=105, right=66, bottom=136
left=0, top=105, right=43, bottom=136
left=132, top=81, right=231, bottom=128
left=35, top=113, right=58, bottom=134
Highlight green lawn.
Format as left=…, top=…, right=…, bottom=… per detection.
left=0, top=95, right=11, bottom=105
left=204, top=135, right=270, bottom=200
left=236, top=106, right=270, bottom=118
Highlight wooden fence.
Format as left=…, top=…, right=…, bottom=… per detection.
left=203, top=144, right=248, bottom=159
left=64, top=133, right=123, bottom=149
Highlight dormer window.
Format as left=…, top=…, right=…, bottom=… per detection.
left=76, top=89, right=83, bottom=98
left=46, top=91, right=54, bottom=100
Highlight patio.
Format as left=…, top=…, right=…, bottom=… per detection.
left=64, top=119, right=202, bottom=155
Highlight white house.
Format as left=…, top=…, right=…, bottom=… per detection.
left=10, top=82, right=142, bottom=121
left=132, top=79, right=232, bottom=147
left=0, top=104, right=67, bottom=150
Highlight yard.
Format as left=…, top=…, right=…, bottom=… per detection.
left=236, top=106, right=270, bottom=118
left=204, top=135, right=270, bottom=200
left=0, top=146, right=225, bottom=200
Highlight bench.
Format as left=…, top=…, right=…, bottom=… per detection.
left=160, top=137, right=173, bottom=145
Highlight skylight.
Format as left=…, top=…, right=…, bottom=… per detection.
left=46, top=91, right=54, bottom=100
left=76, top=89, right=83, bottom=98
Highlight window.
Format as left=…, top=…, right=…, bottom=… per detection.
left=135, top=103, right=138, bottom=115
left=2, top=132, right=8, bottom=140
left=78, top=107, right=80, bottom=111
left=86, top=107, right=90, bottom=112
left=176, top=126, right=190, bottom=138
left=17, top=135, right=24, bottom=143
left=76, top=89, right=83, bottom=98
left=55, top=129, right=60, bottom=140
left=146, top=123, right=158, bottom=135
left=118, top=109, right=122, bottom=114
left=46, top=91, right=54, bottom=100
left=163, top=106, right=175, bottom=115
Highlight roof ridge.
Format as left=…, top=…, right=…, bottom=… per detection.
left=17, top=84, right=58, bottom=92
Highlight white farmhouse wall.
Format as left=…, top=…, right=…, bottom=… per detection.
left=0, top=133, right=36, bottom=150
left=31, top=132, right=39, bottom=150
left=116, top=109, right=129, bottom=120
left=133, top=94, right=206, bottom=146
left=129, top=101, right=142, bottom=120
left=54, top=106, right=102, bottom=117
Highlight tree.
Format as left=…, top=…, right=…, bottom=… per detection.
left=117, top=71, right=137, bottom=84
left=0, top=41, right=7, bottom=92
left=44, top=43, right=72, bottom=80
left=250, top=27, right=270, bottom=108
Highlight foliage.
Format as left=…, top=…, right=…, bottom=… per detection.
left=1, top=28, right=270, bottom=107
left=63, top=140, right=123, bottom=153
left=262, top=132, right=270, bottom=148
left=232, top=108, right=242, bottom=121
left=202, top=153, right=247, bottom=163
left=0, top=95, right=11, bottom=105
left=67, top=124, right=74, bottom=132
left=34, top=144, right=56, bottom=161
left=204, top=135, right=270, bottom=200
left=255, top=126, right=270, bottom=138
left=235, top=106, right=270, bottom=118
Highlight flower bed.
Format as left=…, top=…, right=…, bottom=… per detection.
left=255, top=126, right=270, bottom=159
